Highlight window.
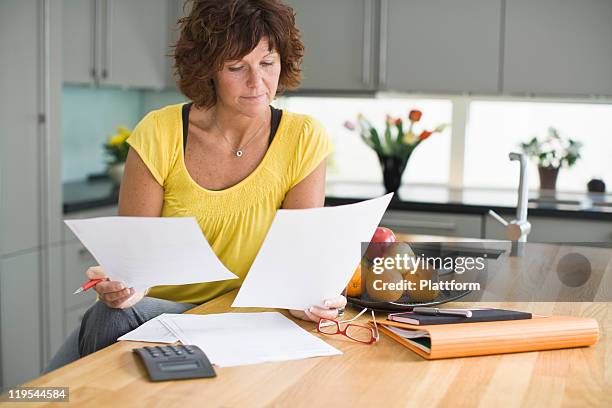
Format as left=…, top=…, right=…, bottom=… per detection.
left=278, top=96, right=452, bottom=185
left=464, top=101, right=612, bottom=192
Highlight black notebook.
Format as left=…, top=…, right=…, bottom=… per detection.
left=388, top=308, right=532, bottom=325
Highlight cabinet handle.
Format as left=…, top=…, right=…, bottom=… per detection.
left=378, top=0, right=388, bottom=87
left=93, top=0, right=103, bottom=83
left=78, top=247, right=89, bottom=256
left=101, top=0, right=113, bottom=82
left=91, top=0, right=96, bottom=81
left=383, top=219, right=457, bottom=231
left=362, top=0, right=373, bottom=86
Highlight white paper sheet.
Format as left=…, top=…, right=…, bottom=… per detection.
left=64, top=217, right=238, bottom=291
left=157, top=312, right=341, bottom=367
left=117, top=314, right=178, bottom=343
left=232, top=193, right=394, bottom=310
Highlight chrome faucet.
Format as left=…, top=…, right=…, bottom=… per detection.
left=489, top=152, right=531, bottom=255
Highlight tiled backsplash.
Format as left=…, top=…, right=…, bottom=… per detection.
left=62, top=85, right=143, bottom=182
left=62, top=86, right=187, bottom=182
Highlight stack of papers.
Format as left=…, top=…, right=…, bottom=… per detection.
left=117, top=315, right=177, bottom=343
left=119, top=312, right=341, bottom=367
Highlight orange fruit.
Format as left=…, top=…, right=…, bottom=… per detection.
left=346, top=264, right=362, bottom=297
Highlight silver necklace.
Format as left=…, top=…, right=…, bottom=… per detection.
left=213, top=113, right=268, bottom=158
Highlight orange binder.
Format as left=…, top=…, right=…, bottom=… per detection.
left=376, top=315, right=599, bottom=359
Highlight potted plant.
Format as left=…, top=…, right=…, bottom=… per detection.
left=519, top=127, right=582, bottom=191
left=344, top=110, right=447, bottom=194
left=103, top=126, right=131, bottom=185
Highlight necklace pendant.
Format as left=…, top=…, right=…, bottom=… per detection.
left=236, top=150, right=243, bottom=157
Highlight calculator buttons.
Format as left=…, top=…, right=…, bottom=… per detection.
left=134, top=344, right=216, bottom=381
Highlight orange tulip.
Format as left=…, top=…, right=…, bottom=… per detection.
left=418, top=130, right=432, bottom=141
left=409, top=110, right=422, bottom=122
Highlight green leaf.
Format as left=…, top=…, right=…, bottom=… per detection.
left=369, top=127, right=384, bottom=154
left=384, top=121, right=394, bottom=155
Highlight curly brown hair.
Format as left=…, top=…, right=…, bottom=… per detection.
left=172, top=0, right=304, bottom=109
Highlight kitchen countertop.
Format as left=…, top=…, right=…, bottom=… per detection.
left=20, top=279, right=612, bottom=406
left=63, top=178, right=612, bottom=220
left=325, top=182, right=612, bottom=221
left=63, top=178, right=119, bottom=213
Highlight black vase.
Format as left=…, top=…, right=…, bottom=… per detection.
left=538, top=166, right=559, bottom=191
left=377, top=154, right=410, bottom=195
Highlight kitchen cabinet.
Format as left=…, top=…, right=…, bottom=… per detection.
left=62, top=0, right=97, bottom=85
left=0, top=252, right=43, bottom=389
left=62, top=206, right=117, bottom=336
left=1, top=0, right=62, bottom=258
left=485, top=214, right=612, bottom=243
left=165, top=0, right=192, bottom=88
left=381, top=0, right=502, bottom=94
left=503, top=0, right=612, bottom=97
left=1, top=0, right=63, bottom=390
left=63, top=205, right=118, bottom=243
left=285, top=0, right=377, bottom=91
left=62, top=0, right=172, bottom=89
left=381, top=210, right=483, bottom=238
left=1, top=1, right=45, bottom=255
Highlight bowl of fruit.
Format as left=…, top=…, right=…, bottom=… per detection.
left=345, top=227, right=473, bottom=312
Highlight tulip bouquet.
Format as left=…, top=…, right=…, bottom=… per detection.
left=344, top=110, right=447, bottom=160
left=344, top=110, right=448, bottom=193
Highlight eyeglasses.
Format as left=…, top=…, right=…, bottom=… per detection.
left=317, top=308, right=379, bottom=345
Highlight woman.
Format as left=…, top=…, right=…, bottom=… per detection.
left=45, top=0, right=345, bottom=372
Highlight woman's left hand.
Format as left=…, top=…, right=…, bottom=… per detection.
left=289, top=295, right=347, bottom=323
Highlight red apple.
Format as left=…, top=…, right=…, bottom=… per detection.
left=365, top=227, right=396, bottom=260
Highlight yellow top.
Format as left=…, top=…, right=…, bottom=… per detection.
left=126, top=103, right=334, bottom=304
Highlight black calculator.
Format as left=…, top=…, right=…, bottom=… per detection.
left=133, top=345, right=216, bottom=382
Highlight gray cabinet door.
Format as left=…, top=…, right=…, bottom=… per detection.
left=382, top=0, right=502, bottom=94
left=101, top=0, right=171, bottom=89
left=285, top=0, right=376, bottom=91
left=62, top=0, right=97, bottom=85
left=0, top=0, right=42, bottom=256
left=382, top=210, right=483, bottom=238
left=165, top=0, right=191, bottom=89
left=503, top=0, right=612, bottom=97
left=485, top=215, right=612, bottom=242
left=0, top=252, right=42, bottom=389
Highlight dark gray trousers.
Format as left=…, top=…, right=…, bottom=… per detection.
left=43, top=297, right=195, bottom=373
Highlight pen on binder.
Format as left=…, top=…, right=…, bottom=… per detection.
left=73, top=278, right=104, bottom=295
left=412, top=307, right=472, bottom=318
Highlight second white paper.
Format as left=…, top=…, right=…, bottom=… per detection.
left=158, top=312, right=341, bottom=367
left=65, top=216, right=238, bottom=291
left=232, top=193, right=393, bottom=310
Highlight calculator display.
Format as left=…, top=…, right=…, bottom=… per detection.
left=158, top=361, right=200, bottom=372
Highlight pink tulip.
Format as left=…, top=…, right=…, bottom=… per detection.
left=343, top=120, right=356, bottom=131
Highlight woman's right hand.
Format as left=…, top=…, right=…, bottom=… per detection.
left=86, top=266, right=146, bottom=309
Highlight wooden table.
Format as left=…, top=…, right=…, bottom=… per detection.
left=5, top=236, right=612, bottom=407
